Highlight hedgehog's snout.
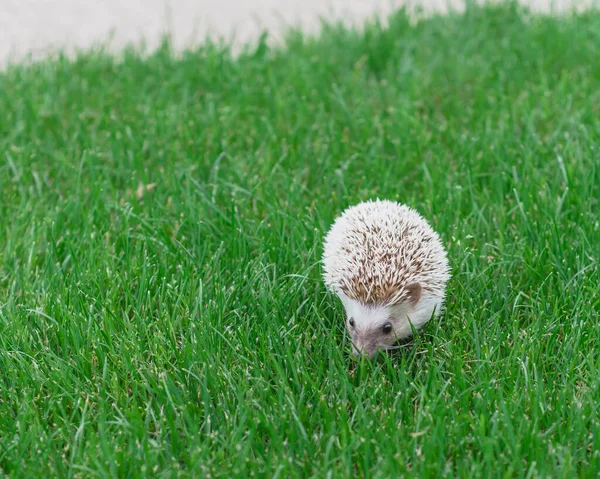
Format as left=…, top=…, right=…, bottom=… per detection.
left=351, top=341, right=379, bottom=359
left=350, top=334, right=381, bottom=359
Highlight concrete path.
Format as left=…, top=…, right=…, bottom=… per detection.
left=0, top=0, right=595, bottom=67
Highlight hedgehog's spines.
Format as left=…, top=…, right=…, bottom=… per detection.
left=322, top=199, right=450, bottom=308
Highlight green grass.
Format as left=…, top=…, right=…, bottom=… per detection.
left=1, top=2, right=599, bottom=477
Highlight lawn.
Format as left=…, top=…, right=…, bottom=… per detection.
left=1, top=2, right=599, bottom=477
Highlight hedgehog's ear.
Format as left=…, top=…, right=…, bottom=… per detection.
left=405, top=282, right=421, bottom=306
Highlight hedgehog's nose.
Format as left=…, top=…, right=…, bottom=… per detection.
left=351, top=344, right=363, bottom=357
left=351, top=342, right=377, bottom=359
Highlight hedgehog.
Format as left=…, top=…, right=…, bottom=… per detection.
left=322, top=199, right=451, bottom=358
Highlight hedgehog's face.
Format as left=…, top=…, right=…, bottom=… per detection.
left=343, top=303, right=407, bottom=358
left=338, top=286, right=429, bottom=358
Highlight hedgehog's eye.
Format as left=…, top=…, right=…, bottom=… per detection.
left=348, top=318, right=355, bottom=328
left=382, top=322, right=393, bottom=334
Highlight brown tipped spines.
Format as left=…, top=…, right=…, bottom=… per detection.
left=322, top=199, right=450, bottom=307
